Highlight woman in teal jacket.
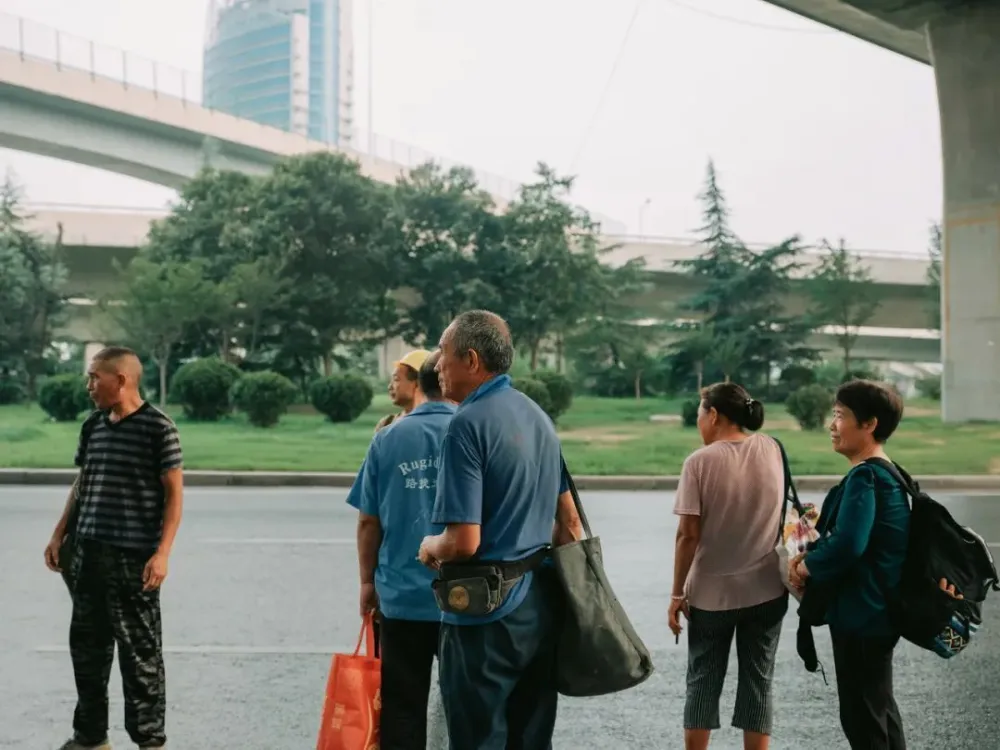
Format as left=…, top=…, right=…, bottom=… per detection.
left=791, top=380, right=909, bottom=750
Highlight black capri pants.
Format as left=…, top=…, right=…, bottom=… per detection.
left=684, top=593, right=788, bottom=735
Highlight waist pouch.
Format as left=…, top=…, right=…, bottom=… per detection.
left=432, top=547, right=550, bottom=617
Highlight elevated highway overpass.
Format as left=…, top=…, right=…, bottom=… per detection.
left=23, top=205, right=939, bottom=365
left=25, top=205, right=934, bottom=330
left=763, top=2, right=1000, bottom=420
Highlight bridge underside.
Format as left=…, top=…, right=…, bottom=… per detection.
left=762, top=0, right=968, bottom=63
left=769, top=0, right=1000, bottom=421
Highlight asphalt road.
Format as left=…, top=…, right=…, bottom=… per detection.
left=3, top=486, right=1000, bottom=749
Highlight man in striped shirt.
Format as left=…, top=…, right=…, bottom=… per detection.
left=44, top=346, right=184, bottom=750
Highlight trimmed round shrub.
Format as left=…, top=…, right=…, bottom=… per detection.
left=533, top=370, right=573, bottom=421
left=786, top=384, right=834, bottom=431
left=916, top=374, right=941, bottom=401
left=681, top=397, right=700, bottom=428
left=169, top=358, right=242, bottom=421
left=310, top=373, right=374, bottom=423
left=38, top=374, right=90, bottom=422
left=0, top=375, right=26, bottom=405
left=231, top=370, right=298, bottom=428
left=513, top=377, right=554, bottom=421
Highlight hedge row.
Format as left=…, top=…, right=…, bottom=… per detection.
left=32, top=358, right=376, bottom=428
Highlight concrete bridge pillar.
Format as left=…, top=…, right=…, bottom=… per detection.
left=928, top=6, right=1000, bottom=422
left=82, top=341, right=105, bottom=375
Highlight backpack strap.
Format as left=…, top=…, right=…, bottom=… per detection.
left=771, top=436, right=806, bottom=544
left=863, top=457, right=917, bottom=510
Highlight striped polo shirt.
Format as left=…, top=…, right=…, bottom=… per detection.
left=74, top=402, right=184, bottom=551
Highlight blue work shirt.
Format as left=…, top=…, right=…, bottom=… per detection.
left=359, top=401, right=457, bottom=622
left=431, top=374, right=566, bottom=625
left=346, top=419, right=402, bottom=510
left=805, top=461, right=910, bottom=636
left=345, top=461, right=365, bottom=510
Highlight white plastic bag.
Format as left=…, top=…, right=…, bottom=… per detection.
left=776, top=502, right=820, bottom=601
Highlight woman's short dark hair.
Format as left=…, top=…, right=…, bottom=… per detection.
left=835, top=379, right=903, bottom=443
left=701, top=382, right=765, bottom=432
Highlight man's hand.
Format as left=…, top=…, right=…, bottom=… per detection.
left=142, top=551, right=169, bottom=591
left=940, top=578, right=964, bottom=600
left=360, top=582, right=379, bottom=617
left=418, top=536, right=441, bottom=570
left=44, top=534, right=63, bottom=573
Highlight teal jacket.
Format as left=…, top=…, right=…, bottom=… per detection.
left=805, top=461, right=910, bottom=637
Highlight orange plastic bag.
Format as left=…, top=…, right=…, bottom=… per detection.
left=316, top=613, right=381, bottom=750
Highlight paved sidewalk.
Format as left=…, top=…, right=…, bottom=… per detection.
left=3, top=468, right=1000, bottom=492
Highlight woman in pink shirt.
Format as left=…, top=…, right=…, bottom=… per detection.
left=668, top=382, right=789, bottom=750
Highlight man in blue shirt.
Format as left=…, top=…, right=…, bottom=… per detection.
left=418, top=310, right=581, bottom=750
left=345, top=349, right=432, bottom=512
left=357, top=352, right=455, bottom=750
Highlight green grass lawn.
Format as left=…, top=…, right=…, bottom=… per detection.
left=1, top=396, right=997, bottom=475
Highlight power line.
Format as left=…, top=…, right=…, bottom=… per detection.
left=661, top=0, right=834, bottom=34
left=568, top=0, right=645, bottom=174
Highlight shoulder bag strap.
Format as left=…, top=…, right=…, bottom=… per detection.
left=560, top=454, right=593, bottom=540
left=772, top=436, right=805, bottom=544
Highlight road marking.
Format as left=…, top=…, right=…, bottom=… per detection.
left=198, top=537, right=354, bottom=545
left=35, top=645, right=338, bottom=655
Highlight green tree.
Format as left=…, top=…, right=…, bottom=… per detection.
left=216, top=257, right=289, bottom=364
left=104, top=256, right=221, bottom=406
left=247, top=152, right=399, bottom=375
left=390, top=162, right=493, bottom=346
left=147, top=168, right=260, bottom=281
left=673, top=161, right=811, bottom=386
left=145, top=169, right=272, bottom=361
left=808, top=238, right=881, bottom=376
left=927, top=222, right=942, bottom=330
left=0, top=174, right=68, bottom=396
left=570, top=317, right=666, bottom=399
left=485, top=163, right=607, bottom=370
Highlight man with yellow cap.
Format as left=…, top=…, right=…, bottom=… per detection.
left=345, top=349, right=432, bottom=514
left=374, top=349, right=433, bottom=431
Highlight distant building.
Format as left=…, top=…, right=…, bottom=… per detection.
left=203, top=0, right=354, bottom=146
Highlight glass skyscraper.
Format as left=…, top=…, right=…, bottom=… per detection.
left=203, top=0, right=354, bottom=145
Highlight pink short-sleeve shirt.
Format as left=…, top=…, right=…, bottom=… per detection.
left=673, top=433, right=786, bottom=611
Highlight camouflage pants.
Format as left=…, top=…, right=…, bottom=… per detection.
left=69, top=540, right=166, bottom=747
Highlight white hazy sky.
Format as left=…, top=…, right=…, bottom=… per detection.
left=0, top=0, right=942, bottom=254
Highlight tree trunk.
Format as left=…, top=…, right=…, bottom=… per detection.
left=843, top=348, right=852, bottom=378
left=555, top=335, right=564, bottom=373
left=323, top=351, right=333, bottom=377
left=530, top=341, right=539, bottom=371
left=155, top=353, right=169, bottom=408
left=634, top=370, right=642, bottom=400
left=696, top=362, right=704, bottom=392
left=724, top=372, right=731, bottom=383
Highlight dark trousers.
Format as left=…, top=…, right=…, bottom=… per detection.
left=438, top=568, right=560, bottom=750
left=380, top=617, right=441, bottom=750
left=684, top=594, right=788, bottom=735
left=69, top=541, right=166, bottom=748
left=831, top=631, right=906, bottom=750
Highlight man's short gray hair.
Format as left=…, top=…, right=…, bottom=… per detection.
left=450, top=310, right=514, bottom=374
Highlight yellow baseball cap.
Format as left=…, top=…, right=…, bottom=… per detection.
left=394, top=349, right=431, bottom=373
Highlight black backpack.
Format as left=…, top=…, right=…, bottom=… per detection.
left=867, top=458, right=1000, bottom=659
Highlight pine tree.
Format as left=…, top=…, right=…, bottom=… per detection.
left=808, top=239, right=880, bottom=376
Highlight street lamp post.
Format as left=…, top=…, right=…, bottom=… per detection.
left=638, top=198, right=652, bottom=239
left=367, top=0, right=374, bottom=155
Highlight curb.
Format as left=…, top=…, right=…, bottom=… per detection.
left=2, top=469, right=1000, bottom=493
